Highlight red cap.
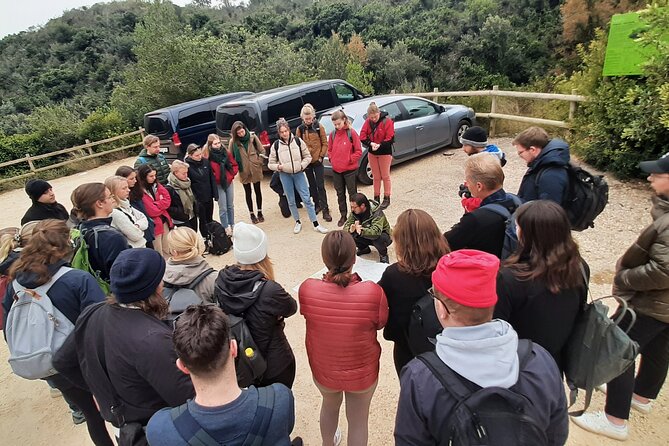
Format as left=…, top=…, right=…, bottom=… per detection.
left=431, top=250, right=499, bottom=308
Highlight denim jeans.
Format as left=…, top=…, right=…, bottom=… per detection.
left=217, top=183, right=235, bottom=228
left=305, top=161, right=329, bottom=211
left=279, top=171, right=317, bottom=222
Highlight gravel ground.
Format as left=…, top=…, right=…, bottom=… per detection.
left=0, top=138, right=666, bottom=445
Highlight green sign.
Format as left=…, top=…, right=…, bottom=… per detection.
left=603, top=12, right=653, bottom=77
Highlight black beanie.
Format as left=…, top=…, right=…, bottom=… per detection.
left=460, top=126, right=488, bottom=148
left=25, top=179, right=52, bottom=201
left=110, top=248, right=166, bottom=304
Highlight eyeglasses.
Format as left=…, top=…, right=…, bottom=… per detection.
left=429, top=286, right=450, bottom=315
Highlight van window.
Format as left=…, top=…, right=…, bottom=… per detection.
left=267, top=97, right=304, bottom=124
left=178, top=105, right=214, bottom=130
left=334, top=83, right=357, bottom=104
left=304, top=87, right=336, bottom=114
left=146, top=115, right=171, bottom=136
left=217, top=105, right=259, bottom=133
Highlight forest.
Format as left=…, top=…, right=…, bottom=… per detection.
left=0, top=0, right=667, bottom=177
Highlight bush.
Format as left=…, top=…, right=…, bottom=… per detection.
left=78, top=108, right=131, bottom=143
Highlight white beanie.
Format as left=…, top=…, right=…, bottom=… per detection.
left=233, top=222, right=268, bottom=265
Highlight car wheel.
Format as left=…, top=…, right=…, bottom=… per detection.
left=357, top=155, right=373, bottom=185
left=451, top=120, right=471, bottom=148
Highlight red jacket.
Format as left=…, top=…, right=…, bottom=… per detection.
left=209, top=151, right=239, bottom=187
left=327, top=127, right=363, bottom=173
left=359, top=113, right=395, bottom=156
left=142, top=183, right=173, bottom=236
left=299, top=274, right=388, bottom=391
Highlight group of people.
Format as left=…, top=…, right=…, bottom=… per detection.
left=0, top=120, right=668, bottom=446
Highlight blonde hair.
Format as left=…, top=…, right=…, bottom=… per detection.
left=0, top=227, right=20, bottom=262
left=239, top=256, right=275, bottom=281
left=202, top=134, right=220, bottom=158
left=300, top=103, right=316, bottom=119
left=104, top=176, right=128, bottom=207
left=464, top=153, right=504, bottom=190
left=167, top=227, right=205, bottom=261
left=143, top=134, right=159, bottom=147
left=367, top=102, right=380, bottom=115
left=170, top=160, right=189, bottom=173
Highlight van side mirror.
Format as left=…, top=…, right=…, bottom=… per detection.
left=439, top=105, right=446, bottom=113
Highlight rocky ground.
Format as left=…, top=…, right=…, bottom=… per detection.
left=0, top=138, right=666, bottom=445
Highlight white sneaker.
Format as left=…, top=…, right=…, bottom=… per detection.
left=333, top=427, right=342, bottom=446
left=314, top=224, right=328, bottom=234
left=293, top=222, right=302, bottom=234
left=596, top=384, right=652, bottom=414
left=225, top=225, right=233, bottom=236
left=571, top=411, right=628, bottom=441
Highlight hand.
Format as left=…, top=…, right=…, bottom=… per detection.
left=371, top=142, right=379, bottom=151
left=355, top=221, right=363, bottom=234
left=277, top=164, right=283, bottom=172
left=349, top=223, right=356, bottom=234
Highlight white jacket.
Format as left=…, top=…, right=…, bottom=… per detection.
left=267, top=135, right=311, bottom=174
left=110, top=202, right=148, bottom=248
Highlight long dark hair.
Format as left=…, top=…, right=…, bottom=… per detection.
left=321, top=231, right=356, bottom=287
left=136, top=164, right=156, bottom=198
left=393, top=209, right=450, bottom=277
left=504, top=200, right=584, bottom=293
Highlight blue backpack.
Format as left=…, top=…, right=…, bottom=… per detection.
left=481, top=194, right=523, bottom=260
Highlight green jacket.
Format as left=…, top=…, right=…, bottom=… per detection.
left=134, top=149, right=171, bottom=185
left=615, top=195, right=669, bottom=323
left=343, top=200, right=392, bottom=239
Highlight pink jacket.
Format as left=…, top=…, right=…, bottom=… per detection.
left=299, top=274, right=388, bottom=391
left=327, top=127, right=363, bottom=173
left=142, top=183, right=173, bottom=236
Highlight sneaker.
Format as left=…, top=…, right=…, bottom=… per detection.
left=257, top=211, right=265, bottom=223
left=72, top=410, right=86, bottom=425
left=379, top=254, right=390, bottom=263
left=571, top=411, right=628, bottom=441
left=337, top=216, right=347, bottom=227
left=596, top=385, right=652, bottom=414
left=293, top=221, right=302, bottom=234
left=334, top=427, right=342, bottom=446
left=250, top=213, right=259, bottom=224
left=356, top=246, right=372, bottom=256
left=225, top=226, right=233, bottom=237
left=314, top=224, right=328, bottom=234
left=323, top=209, right=332, bottom=222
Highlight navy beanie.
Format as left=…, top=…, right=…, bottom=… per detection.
left=25, top=179, right=52, bottom=201
left=110, top=248, right=166, bottom=304
left=460, top=126, right=488, bottom=148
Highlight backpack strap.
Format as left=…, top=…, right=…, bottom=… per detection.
left=242, top=386, right=276, bottom=446
left=170, top=403, right=219, bottom=446
left=12, top=266, right=72, bottom=300
left=482, top=203, right=511, bottom=220
left=188, top=268, right=215, bottom=290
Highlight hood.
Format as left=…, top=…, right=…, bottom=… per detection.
left=214, top=265, right=265, bottom=314
left=651, top=194, right=669, bottom=220
left=530, top=138, right=570, bottom=171
left=435, top=319, right=519, bottom=388
left=185, top=157, right=205, bottom=168
left=14, top=259, right=69, bottom=289
left=0, top=250, right=21, bottom=275
left=164, top=257, right=213, bottom=286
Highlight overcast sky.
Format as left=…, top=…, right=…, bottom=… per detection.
left=0, top=1, right=190, bottom=38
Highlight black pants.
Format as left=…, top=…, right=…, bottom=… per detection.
left=353, top=232, right=392, bottom=256
left=243, top=181, right=263, bottom=213
left=606, top=311, right=669, bottom=419
left=332, top=169, right=357, bottom=217
left=393, top=341, right=415, bottom=378
left=305, top=161, right=329, bottom=211
left=48, top=374, right=114, bottom=446
left=195, top=200, right=214, bottom=239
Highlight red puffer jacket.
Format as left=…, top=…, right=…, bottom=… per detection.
left=299, top=273, right=388, bottom=391
left=327, top=127, right=362, bottom=173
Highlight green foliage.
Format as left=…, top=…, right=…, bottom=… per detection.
left=78, top=108, right=131, bottom=143
left=26, top=104, right=82, bottom=152
left=345, top=62, right=374, bottom=95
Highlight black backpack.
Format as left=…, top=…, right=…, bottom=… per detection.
left=163, top=268, right=215, bottom=321
left=228, top=313, right=268, bottom=388
left=536, top=164, right=609, bottom=231
left=205, top=221, right=232, bottom=255
left=407, top=292, right=442, bottom=356
left=418, top=339, right=548, bottom=446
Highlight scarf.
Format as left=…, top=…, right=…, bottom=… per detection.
left=168, top=173, right=195, bottom=218
left=233, top=131, right=251, bottom=172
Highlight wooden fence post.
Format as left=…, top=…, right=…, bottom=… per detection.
left=489, top=85, right=499, bottom=137
left=85, top=139, right=94, bottom=156
left=26, top=154, right=36, bottom=173
left=390, top=89, right=396, bottom=94
left=433, top=87, right=439, bottom=103
left=139, top=126, right=145, bottom=140
left=569, top=89, right=578, bottom=121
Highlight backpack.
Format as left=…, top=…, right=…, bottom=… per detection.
left=228, top=313, right=268, bottom=388
left=169, top=385, right=276, bottom=446
left=271, top=137, right=303, bottom=163
left=0, top=274, right=9, bottom=330
left=163, top=268, right=215, bottom=321
left=71, top=226, right=113, bottom=295
left=406, top=291, right=443, bottom=356
left=481, top=194, right=523, bottom=260
left=563, top=294, right=639, bottom=415
left=329, top=129, right=353, bottom=148
left=205, top=221, right=232, bottom=255
left=5, top=266, right=74, bottom=379
left=418, top=339, right=548, bottom=446
left=536, top=164, right=609, bottom=231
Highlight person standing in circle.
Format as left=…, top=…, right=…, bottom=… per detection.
left=229, top=121, right=265, bottom=224
left=360, top=102, right=395, bottom=210
left=137, top=164, right=173, bottom=258
left=185, top=144, right=218, bottom=241
left=203, top=134, right=238, bottom=235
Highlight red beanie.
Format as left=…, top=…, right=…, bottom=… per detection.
left=431, top=249, right=499, bottom=308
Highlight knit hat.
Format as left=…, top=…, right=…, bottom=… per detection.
left=110, top=248, right=166, bottom=304
left=640, top=152, right=669, bottom=174
left=25, top=179, right=52, bottom=201
left=460, top=126, right=488, bottom=148
left=431, top=249, right=499, bottom=308
left=233, top=222, right=268, bottom=265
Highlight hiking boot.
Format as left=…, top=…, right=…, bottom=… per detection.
left=293, top=221, right=302, bottom=234
left=337, top=215, right=347, bottom=227
left=257, top=211, right=265, bottom=223
left=314, top=224, right=328, bottom=234
left=250, top=213, right=259, bottom=224
left=570, top=411, right=628, bottom=441
left=323, top=208, right=332, bottom=222
left=380, top=196, right=391, bottom=210
left=374, top=195, right=380, bottom=203
left=72, top=410, right=86, bottom=425
left=356, top=246, right=372, bottom=256
left=379, top=254, right=389, bottom=264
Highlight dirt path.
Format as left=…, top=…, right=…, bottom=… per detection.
left=0, top=139, right=666, bottom=445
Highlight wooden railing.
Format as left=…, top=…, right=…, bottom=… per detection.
left=0, top=128, right=145, bottom=186
left=394, top=85, right=587, bottom=135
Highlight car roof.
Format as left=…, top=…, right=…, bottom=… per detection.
left=319, top=94, right=432, bottom=115
left=147, top=91, right=254, bottom=115
left=217, top=79, right=346, bottom=106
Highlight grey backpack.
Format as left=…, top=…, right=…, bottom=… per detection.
left=6, top=266, right=74, bottom=379
left=163, top=268, right=215, bottom=321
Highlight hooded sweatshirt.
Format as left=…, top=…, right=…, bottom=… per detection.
left=163, top=257, right=217, bottom=304
left=517, top=138, right=570, bottom=204
left=482, top=144, right=507, bottom=166
left=214, top=266, right=297, bottom=381
left=20, top=201, right=69, bottom=225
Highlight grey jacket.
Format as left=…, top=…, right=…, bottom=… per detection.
left=163, top=256, right=217, bottom=304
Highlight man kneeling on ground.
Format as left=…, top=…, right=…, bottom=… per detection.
left=343, top=192, right=392, bottom=263
left=146, top=305, right=298, bottom=446
left=394, top=250, right=568, bottom=446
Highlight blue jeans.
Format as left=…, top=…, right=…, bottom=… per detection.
left=279, top=171, right=317, bottom=222
left=217, top=183, right=235, bottom=228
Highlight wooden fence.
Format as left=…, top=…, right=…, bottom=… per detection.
left=394, top=85, right=587, bottom=136
left=0, top=128, right=145, bottom=186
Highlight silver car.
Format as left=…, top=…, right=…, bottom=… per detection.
left=320, top=95, right=476, bottom=184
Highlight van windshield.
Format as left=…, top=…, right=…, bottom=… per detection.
left=216, top=105, right=258, bottom=134
left=146, top=115, right=171, bottom=136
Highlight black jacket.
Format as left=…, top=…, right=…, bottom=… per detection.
left=215, top=266, right=297, bottom=381
left=164, top=184, right=191, bottom=222
left=21, top=201, right=69, bottom=225
left=53, top=303, right=194, bottom=425
left=78, top=218, right=130, bottom=281
left=445, top=189, right=519, bottom=258
left=186, top=157, right=219, bottom=203
left=517, top=139, right=570, bottom=204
